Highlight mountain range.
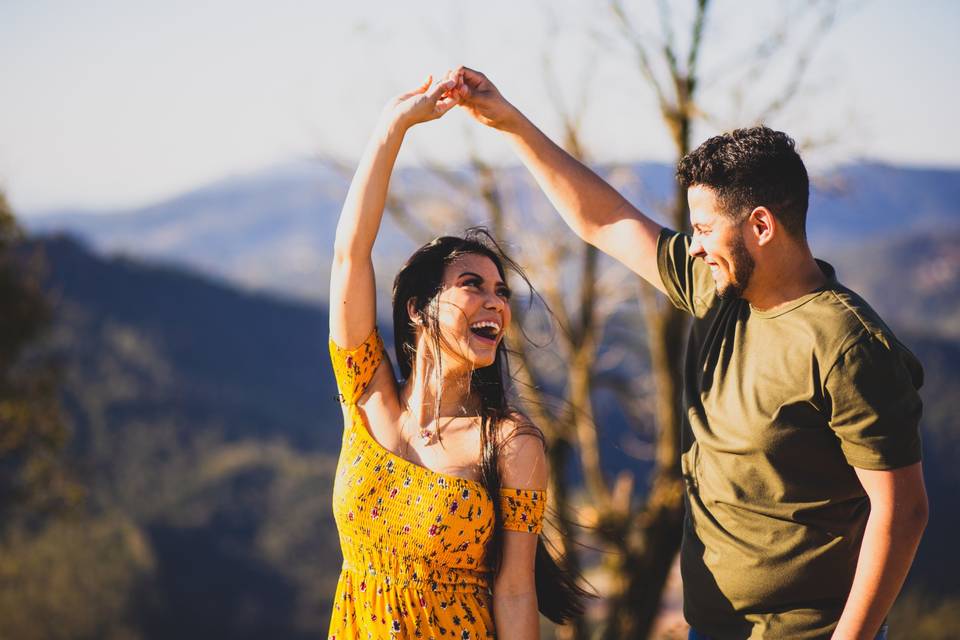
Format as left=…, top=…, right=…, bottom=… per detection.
left=26, top=161, right=960, bottom=309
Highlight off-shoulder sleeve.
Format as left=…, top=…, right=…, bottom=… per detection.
left=499, top=488, right=546, bottom=534
left=329, top=328, right=385, bottom=405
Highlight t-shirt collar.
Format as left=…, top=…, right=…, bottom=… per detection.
left=748, top=259, right=837, bottom=318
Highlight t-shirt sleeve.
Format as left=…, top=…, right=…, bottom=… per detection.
left=656, top=228, right=717, bottom=318
left=824, top=335, right=923, bottom=470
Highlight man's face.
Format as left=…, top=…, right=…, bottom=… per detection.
left=687, top=185, right=755, bottom=300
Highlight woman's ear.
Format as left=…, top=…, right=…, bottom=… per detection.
left=406, top=298, right=421, bottom=326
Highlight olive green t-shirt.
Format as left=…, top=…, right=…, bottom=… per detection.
left=657, top=230, right=923, bottom=639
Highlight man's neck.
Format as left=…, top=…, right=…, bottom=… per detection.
left=746, top=253, right=828, bottom=312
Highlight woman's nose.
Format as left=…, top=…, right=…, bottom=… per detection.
left=485, top=292, right=505, bottom=310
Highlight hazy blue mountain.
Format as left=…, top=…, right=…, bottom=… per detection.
left=831, top=227, right=960, bottom=339
left=27, top=161, right=960, bottom=305
left=27, top=161, right=422, bottom=303
left=807, top=163, right=960, bottom=251
left=904, top=333, right=960, bottom=594
left=34, top=233, right=341, bottom=451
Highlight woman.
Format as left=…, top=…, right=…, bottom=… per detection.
left=327, top=75, right=586, bottom=639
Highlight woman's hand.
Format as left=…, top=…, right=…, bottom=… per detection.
left=331, top=75, right=454, bottom=351
left=448, top=66, right=520, bottom=131
left=382, top=75, right=459, bottom=130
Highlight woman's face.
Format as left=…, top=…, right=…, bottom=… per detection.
left=419, top=252, right=512, bottom=371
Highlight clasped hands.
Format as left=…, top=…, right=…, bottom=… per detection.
left=383, top=67, right=517, bottom=131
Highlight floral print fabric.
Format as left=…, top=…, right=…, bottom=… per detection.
left=328, top=329, right=546, bottom=639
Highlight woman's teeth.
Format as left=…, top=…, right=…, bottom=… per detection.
left=469, top=321, right=500, bottom=340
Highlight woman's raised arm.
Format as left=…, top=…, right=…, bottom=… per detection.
left=329, top=76, right=458, bottom=349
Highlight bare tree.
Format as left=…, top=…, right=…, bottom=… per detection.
left=347, top=2, right=845, bottom=637
left=595, top=2, right=843, bottom=637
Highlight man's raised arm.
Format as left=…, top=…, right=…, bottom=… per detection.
left=454, top=66, right=667, bottom=294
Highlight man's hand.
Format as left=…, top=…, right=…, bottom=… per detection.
left=446, top=65, right=665, bottom=290
left=449, top=66, right=520, bottom=131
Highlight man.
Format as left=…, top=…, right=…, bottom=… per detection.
left=451, top=67, right=928, bottom=639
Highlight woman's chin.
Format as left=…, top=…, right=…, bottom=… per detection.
left=438, top=334, right=501, bottom=371
left=461, top=349, right=497, bottom=369
left=439, top=347, right=496, bottom=372
left=474, top=355, right=497, bottom=368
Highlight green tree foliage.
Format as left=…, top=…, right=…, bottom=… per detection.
left=16, top=233, right=344, bottom=637
left=0, top=195, right=156, bottom=640
left=889, top=590, right=960, bottom=640
left=0, top=512, right=155, bottom=640
left=0, top=192, right=79, bottom=522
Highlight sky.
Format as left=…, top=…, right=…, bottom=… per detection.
left=1, top=0, right=958, bottom=215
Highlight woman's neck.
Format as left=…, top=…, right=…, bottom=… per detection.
left=400, top=353, right=479, bottom=428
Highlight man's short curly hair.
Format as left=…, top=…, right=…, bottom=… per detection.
left=676, top=125, right=809, bottom=239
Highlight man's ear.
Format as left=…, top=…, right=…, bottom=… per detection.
left=749, top=206, right=776, bottom=247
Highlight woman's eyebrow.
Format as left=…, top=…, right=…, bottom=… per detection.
left=458, top=271, right=508, bottom=288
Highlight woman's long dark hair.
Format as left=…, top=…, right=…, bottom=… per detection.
left=391, top=227, right=590, bottom=624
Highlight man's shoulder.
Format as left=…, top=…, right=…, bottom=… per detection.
left=805, top=281, right=921, bottom=381
left=812, top=282, right=897, bottom=350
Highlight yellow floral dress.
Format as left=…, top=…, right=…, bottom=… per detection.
left=328, top=329, right=546, bottom=639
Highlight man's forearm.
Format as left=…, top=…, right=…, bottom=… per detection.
left=498, top=111, right=665, bottom=288
left=456, top=66, right=665, bottom=288
left=833, top=503, right=927, bottom=639
left=499, top=110, right=639, bottom=243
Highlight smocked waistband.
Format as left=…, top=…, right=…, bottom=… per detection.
left=340, top=547, right=490, bottom=593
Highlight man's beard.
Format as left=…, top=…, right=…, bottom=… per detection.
left=716, top=233, right=755, bottom=301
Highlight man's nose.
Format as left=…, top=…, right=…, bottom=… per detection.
left=690, top=235, right=705, bottom=257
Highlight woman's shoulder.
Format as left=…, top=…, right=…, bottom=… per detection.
left=498, top=409, right=544, bottom=441
left=497, top=410, right=547, bottom=490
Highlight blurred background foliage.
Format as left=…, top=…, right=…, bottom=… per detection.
left=2, top=195, right=343, bottom=638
